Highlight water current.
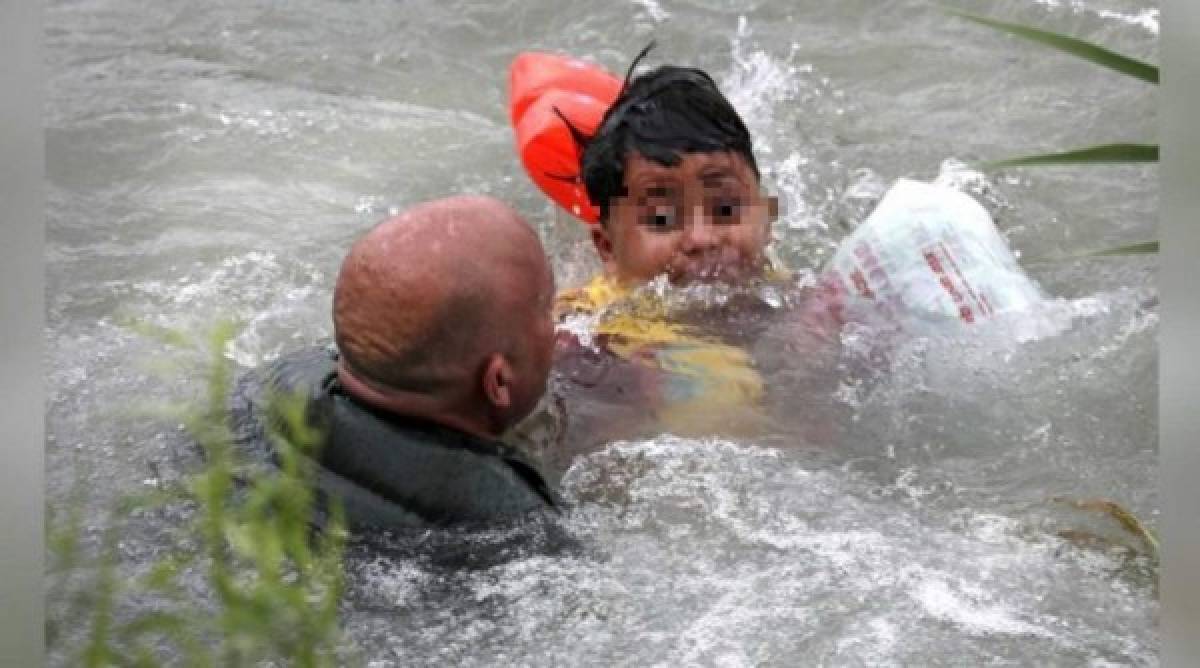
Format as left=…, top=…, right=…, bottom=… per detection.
left=46, top=0, right=1158, bottom=663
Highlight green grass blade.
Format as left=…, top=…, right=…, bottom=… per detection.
left=1053, top=496, right=1160, bottom=557
left=1087, top=241, right=1159, bottom=256
left=942, top=8, right=1159, bottom=83
left=1022, top=240, right=1159, bottom=263
left=985, top=143, right=1158, bottom=168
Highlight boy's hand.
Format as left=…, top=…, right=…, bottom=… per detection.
left=552, top=331, right=669, bottom=449
left=788, top=273, right=848, bottom=342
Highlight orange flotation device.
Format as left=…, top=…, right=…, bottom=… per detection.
left=509, top=52, right=622, bottom=224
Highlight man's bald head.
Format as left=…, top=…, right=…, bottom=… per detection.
left=334, top=195, right=553, bottom=399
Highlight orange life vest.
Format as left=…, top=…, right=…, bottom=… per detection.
left=509, top=52, right=622, bottom=224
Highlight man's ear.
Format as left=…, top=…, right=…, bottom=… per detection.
left=482, top=352, right=514, bottom=410
left=590, top=223, right=617, bottom=273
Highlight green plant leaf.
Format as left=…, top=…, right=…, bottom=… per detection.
left=1087, top=240, right=1159, bottom=256
left=1053, top=496, right=1160, bottom=557
left=1021, top=239, right=1160, bottom=263
left=942, top=7, right=1158, bottom=83
left=52, top=317, right=348, bottom=665
left=118, top=611, right=191, bottom=640
left=985, top=143, right=1158, bottom=168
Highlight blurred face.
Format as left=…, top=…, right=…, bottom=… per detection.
left=592, top=151, right=775, bottom=286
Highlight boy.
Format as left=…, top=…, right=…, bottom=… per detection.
left=564, top=59, right=778, bottom=298
left=550, top=56, right=799, bottom=447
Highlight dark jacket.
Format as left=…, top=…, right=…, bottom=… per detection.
left=230, top=345, right=561, bottom=531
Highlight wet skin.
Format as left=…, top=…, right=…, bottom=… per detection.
left=590, top=151, right=776, bottom=286
left=508, top=256, right=557, bottom=423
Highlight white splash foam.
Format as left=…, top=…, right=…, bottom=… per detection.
left=1095, top=8, right=1159, bottom=34
left=1031, top=0, right=1159, bottom=35
left=355, top=557, right=430, bottom=605
left=134, top=251, right=283, bottom=306
left=132, top=250, right=326, bottom=367
left=1086, top=299, right=1157, bottom=362
left=556, top=311, right=601, bottom=350
left=913, top=577, right=1055, bottom=638
left=631, top=0, right=670, bottom=23
left=773, top=151, right=817, bottom=233
left=724, top=16, right=802, bottom=153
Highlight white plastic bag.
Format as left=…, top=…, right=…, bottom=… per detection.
left=824, top=178, right=1044, bottom=327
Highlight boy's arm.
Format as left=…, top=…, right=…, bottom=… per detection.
left=551, top=329, right=669, bottom=450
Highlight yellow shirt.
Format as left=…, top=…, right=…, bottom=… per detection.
left=555, top=275, right=768, bottom=437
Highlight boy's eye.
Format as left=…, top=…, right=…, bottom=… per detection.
left=711, top=198, right=741, bottom=223
left=641, top=206, right=679, bottom=230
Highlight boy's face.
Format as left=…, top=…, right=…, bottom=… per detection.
left=591, top=151, right=774, bottom=286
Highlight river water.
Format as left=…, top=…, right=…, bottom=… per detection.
left=46, top=0, right=1158, bottom=664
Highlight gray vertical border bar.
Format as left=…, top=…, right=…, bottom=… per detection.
left=0, top=0, right=45, bottom=665
left=1162, top=0, right=1200, bottom=664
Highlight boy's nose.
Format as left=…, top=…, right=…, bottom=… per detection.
left=680, top=206, right=721, bottom=252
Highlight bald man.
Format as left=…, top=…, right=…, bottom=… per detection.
left=233, top=195, right=561, bottom=530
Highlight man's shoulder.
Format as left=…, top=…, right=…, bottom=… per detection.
left=322, top=406, right=562, bottom=520
left=231, top=343, right=560, bottom=528
left=264, top=342, right=339, bottom=393
left=228, top=342, right=337, bottom=465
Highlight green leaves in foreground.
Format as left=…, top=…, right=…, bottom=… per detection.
left=1054, top=496, right=1160, bottom=558
left=48, top=321, right=349, bottom=667
left=1087, top=240, right=1159, bottom=257
left=941, top=7, right=1158, bottom=83
left=942, top=7, right=1158, bottom=255
left=942, top=6, right=1157, bottom=169
left=985, top=143, right=1158, bottom=169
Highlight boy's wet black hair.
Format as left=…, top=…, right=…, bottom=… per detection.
left=564, top=43, right=760, bottom=225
